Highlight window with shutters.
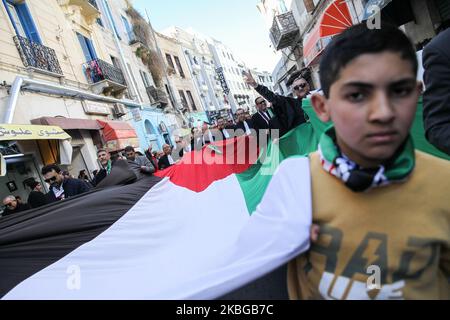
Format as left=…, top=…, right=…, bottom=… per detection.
left=174, top=56, right=185, bottom=78
left=186, top=90, right=197, bottom=111
left=77, top=33, right=97, bottom=62
left=4, top=0, right=41, bottom=43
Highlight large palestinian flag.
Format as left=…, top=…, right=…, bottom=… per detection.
left=0, top=127, right=317, bottom=300
left=0, top=100, right=448, bottom=300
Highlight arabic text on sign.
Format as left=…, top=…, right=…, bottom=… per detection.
left=0, top=127, right=33, bottom=137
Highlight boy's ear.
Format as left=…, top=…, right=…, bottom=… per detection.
left=311, top=93, right=331, bottom=123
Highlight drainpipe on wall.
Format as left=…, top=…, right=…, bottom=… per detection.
left=103, top=0, right=143, bottom=105
left=145, top=9, right=188, bottom=126
left=3, top=76, right=142, bottom=124
left=3, top=76, right=23, bottom=123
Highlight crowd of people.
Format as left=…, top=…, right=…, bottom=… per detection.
left=1, top=144, right=170, bottom=217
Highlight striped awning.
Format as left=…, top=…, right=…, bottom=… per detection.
left=303, top=0, right=353, bottom=66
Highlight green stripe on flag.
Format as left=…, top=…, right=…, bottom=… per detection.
left=237, top=97, right=450, bottom=215
left=237, top=122, right=319, bottom=214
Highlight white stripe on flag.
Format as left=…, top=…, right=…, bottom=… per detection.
left=4, top=157, right=311, bottom=299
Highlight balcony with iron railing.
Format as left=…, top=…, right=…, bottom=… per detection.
left=128, top=28, right=149, bottom=48
left=270, top=11, right=300, bottom=51
left=13, top=35, right=63, bottom=76
left=146, top=86, right=169, bottom=108
left=83, top=58, right=127, bottom=97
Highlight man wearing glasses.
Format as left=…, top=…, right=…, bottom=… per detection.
left=251, top=97, right=275, bottom=135
left=214, top=117, right=235, bottom=141
left=244, top=69, right=310, bottom=136
left=235, top=108, right=253, bottom=136
left=2, top=195, right=30, bottom=217
left=41, top=164, right=91, bottom=203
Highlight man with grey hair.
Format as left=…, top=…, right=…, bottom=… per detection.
left=2, top=195, right=30, bottom=217
left=158, top=144, right=175, bottom=170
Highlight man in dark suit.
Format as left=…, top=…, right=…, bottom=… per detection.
left=158, top=144, right=176, bottom=170
left=244, top=70, right=310, bottom=137
left=423, top=28, right=450, bottom=155
left=42, top=164, right=91, bottom=203
left=213, top=117, right=235, bottom=141
left=234, top=108, right=253, bottom=136
left=251, top=97, right=281, bottom=146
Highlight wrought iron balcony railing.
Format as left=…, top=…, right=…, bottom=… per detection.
left=128, top=30, right=148, bottom=47
left=270, top=11, right=300, bottom=51
left=83, top=58, right=126, bottom=86
left=146, top=86, right=169, bottom=107
left=14, top=36, right=63, bottom=75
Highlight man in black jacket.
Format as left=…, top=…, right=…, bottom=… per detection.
left=213, top=117, right=235, bottom=141
left=42, top=164, right=91, bottom=203
left=24, top=178, right=47, bottom=209
left=234, top=108, right=253, bottom=136
left=251, top=97, right=276, bottom=131
left=158, top=144, right=176, bottom=170
left=423, top=28, right=450, bottom=155
left=244, top=70, right=310, bottom=137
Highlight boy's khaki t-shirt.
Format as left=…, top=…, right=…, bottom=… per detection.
left=288, top=151, right=450, bottom=300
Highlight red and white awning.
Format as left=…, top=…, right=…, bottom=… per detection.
left=303, top=0, right=353, bottom=66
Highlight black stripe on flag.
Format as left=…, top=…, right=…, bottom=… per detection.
left=0, top=176, right=161, bottom=298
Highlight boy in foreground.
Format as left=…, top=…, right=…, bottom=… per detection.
left=288, top=23, right=450, bottom=300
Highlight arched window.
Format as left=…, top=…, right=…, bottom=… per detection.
left=144, top=120, right=156, bottom=135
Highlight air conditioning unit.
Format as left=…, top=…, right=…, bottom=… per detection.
left=113, top=103, right=127, bottom=117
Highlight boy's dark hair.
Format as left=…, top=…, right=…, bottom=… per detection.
left=319, top=23, right=418, bottom=98
left=97, top=148, right=108, bottom=155
left=124, top=146, right=134, bottom=153
left=41, top=164, right=61, bottom=175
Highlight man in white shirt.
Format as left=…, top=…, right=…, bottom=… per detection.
left=201, top=121, right=214, bottom=146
